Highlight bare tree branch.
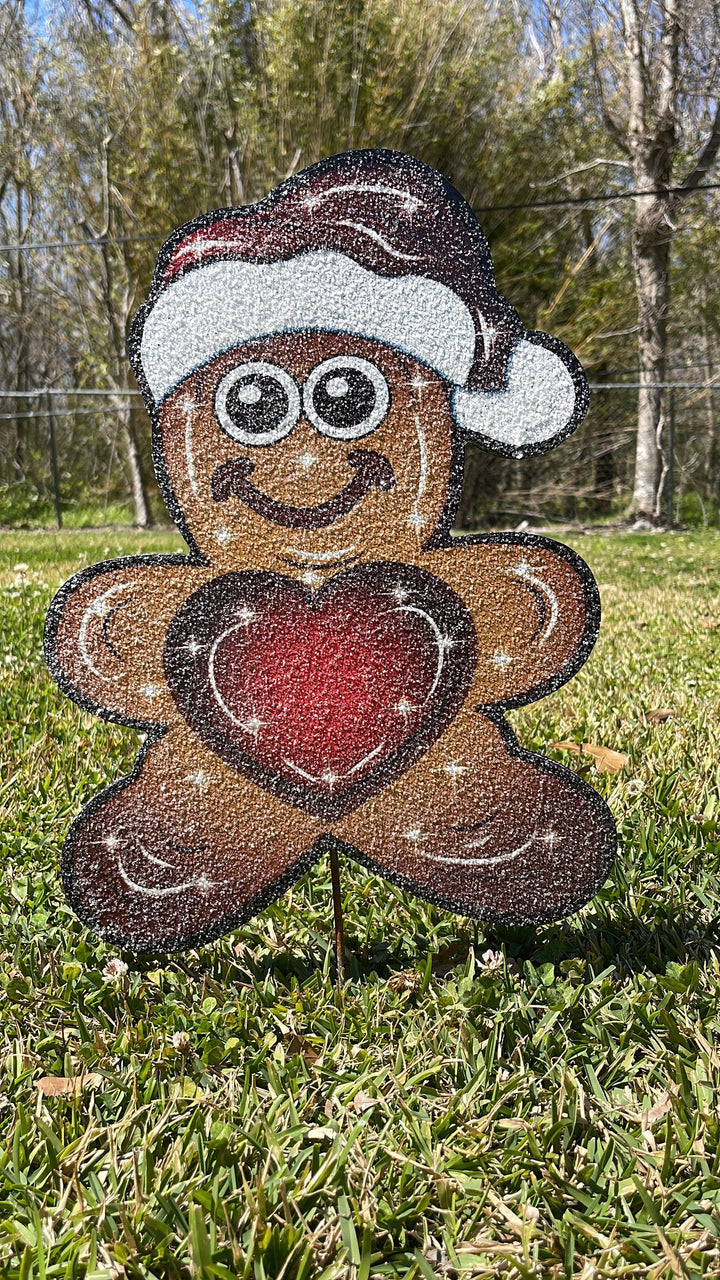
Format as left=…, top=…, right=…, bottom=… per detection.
left=81, top=0, right=134, bottom=34
left=679, top=100, right=720, bottom=191
left=618, top=0, right=647, bottom=163
left=531, top=158, right=631, bottom=188
left=601, top=104, right=632, bottom=154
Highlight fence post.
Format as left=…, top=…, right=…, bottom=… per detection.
left=667, top=386, right=675, bottom=528
left=45, top=391, right=63, bottom=529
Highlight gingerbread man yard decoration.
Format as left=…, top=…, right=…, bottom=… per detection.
left=45, top=149, right=616, bottom=954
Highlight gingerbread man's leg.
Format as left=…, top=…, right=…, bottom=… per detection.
left=64, top=727, right=327, bottom=952
left=333, top=712, right=616, bottom=926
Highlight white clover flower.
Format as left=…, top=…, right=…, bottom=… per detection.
left=480, top=948, right=503, bottom=974
left=102, top=958, right=128, bottom=981
left=626, top=778, right=646, bottom=796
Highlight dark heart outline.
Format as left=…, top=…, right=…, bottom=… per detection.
left=163, top=560, right=479, bottom=822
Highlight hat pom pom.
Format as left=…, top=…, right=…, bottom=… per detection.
left=453, top=338, right=583, bottom=458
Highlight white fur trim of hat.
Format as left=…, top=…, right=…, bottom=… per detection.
left=453, top=341, right=577, bottom=454
left=139, top=248, right=579, bottom=452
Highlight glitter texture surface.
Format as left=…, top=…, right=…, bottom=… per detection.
left=44, top=149, right=616, bottom=953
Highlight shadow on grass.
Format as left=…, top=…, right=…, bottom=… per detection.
left=121, top=899, right=717, bottom=990
left=483, top=904, right=718, bottom=975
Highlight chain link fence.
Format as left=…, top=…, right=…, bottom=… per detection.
left=0, top=391, right=151, bottom=527
left=0, top=381, right=718, bottom=530
left=460, top=380, right=719, bottom=529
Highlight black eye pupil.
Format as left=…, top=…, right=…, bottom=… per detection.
left=312, top=367, right=376, bottom=430
left=225, top=374, right=288, bottom=435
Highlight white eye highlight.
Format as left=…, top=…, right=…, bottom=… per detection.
left=326, top=376, right=349, bottom=397
left=303, top=355, right=390, bottom=440
left=236, top=383, right=262, bottom=405
left=214, top=361, right=300, bottom=446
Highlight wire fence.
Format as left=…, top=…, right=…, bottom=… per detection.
left=0, top=389, right=148, bottom=528
left=1, top=182, right=719, bottom=254
left=0, top=381, right=717, bottom=530
left=457, top=380, right=718, bottom=529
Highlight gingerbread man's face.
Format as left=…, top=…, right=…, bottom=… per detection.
left=158, top=331, right=454, bottom=569
left=45, top=148, right=616, bottom=954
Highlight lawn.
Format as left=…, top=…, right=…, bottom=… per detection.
left=1, top=527, right=719, bottom=1279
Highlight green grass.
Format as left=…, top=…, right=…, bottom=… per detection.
left=1, top=528, right=719, bottom=1279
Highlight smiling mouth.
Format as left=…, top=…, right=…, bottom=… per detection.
left=210, top=450, right=395, bottom=529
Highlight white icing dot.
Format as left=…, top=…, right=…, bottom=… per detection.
left=443, top=762, right=467, bottom=780
left=491, top=650, right=515, bottom=669
left=241, top=715, right=265, bottom=737
left=186, top=769, right=211, bottom=790
left=403, top=827, right=426, bottom=844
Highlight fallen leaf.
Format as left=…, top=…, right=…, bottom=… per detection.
left=36, top=1072, right=101, bottom=1096
left=550, top=741, right=628, bottom=773
left=456, top=1239, right=525, bottom=1258
left=432, top=940, right=468, bottom=976
left=286, top=1034, right=320, bottom=1065
left=486, top=1188, right=531, bottom=1236
left=647, top=708, right=678, bottom=724
left=424, top=1236, right=448, bottom=1265
left=581, top=743, right=629, bottom=773
left=170, top=1078, right=204, bottom=1100
left=350, top=1090, right=376, bottom=1114
left=388, top=968, right=421, bottom=993
left=643, top=1091, right=673, bottom=1126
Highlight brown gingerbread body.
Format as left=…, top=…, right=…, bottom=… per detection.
left=47, top=331, right=615, bottom=951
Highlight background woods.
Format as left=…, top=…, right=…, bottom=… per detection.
left=0, top=0, right=718, bottom=530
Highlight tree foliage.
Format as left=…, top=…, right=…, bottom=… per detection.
left=0, top=0, right=718, bottom=527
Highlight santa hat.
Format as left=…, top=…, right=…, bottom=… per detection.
left=129, top=149, right=588, bottom=458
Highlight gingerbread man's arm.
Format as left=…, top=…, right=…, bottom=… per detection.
left=44, top=555, right=209, bottom=726
left=418, top=534, right=599, bottom=709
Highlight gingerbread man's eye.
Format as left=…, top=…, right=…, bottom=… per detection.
left=214, top=361, right=301, bottom=446
left=303, top=356, right=390, bottom=440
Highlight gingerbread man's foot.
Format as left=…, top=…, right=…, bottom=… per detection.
left=63, top=733, right=327, bottom=951
left=333, top=719, right=616, bottom=926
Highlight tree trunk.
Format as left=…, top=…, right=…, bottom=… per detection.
left=13, top=180, right=29, bottom=482
left=701, top=310, right=716, bottom=495
left=123, top=421, right=151, bottom=528
left=629, top=199, right=671, bottom=517
left=113, top=396, right=151, bottom=527
left=617, top=0, right=679, bottom=521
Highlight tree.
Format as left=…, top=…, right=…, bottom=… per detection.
left=3, top=0, right=718, bottom=528
left=42, top=0, right=210, bottom=525
left=0, top=2, right=47, bottom=482
left=585, top=0, right=720, bottom=519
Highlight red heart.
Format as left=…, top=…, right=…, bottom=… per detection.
left=164, top=563, right=477, bottom=819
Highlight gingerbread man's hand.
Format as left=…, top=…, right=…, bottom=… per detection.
left=420, top=536, right=598, bottom=708
left=45, top=558, right=208, bottom=724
